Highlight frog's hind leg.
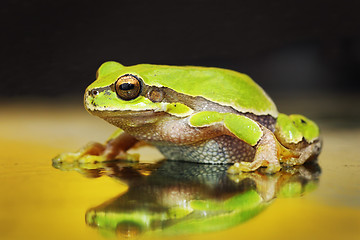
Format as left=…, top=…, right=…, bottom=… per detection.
left=228, top=128, right=282, bottom=174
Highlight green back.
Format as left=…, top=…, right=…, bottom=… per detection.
left=92, top=62, right=278, bottom=116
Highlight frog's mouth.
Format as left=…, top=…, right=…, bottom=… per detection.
left=88, top=109, right=165, bottom=118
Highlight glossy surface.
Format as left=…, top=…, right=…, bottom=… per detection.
left=1, top=97, right=360, bottom=240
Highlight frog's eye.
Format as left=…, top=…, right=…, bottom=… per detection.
left=115, top=74, right=142, bottom=100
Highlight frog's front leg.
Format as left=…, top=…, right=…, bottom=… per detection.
left=53, top=129, right=141, bottom=166
left=102, top=130, right=140, bottom=159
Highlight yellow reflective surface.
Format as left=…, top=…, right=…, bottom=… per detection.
left=1, top=99, right=360, bottom=240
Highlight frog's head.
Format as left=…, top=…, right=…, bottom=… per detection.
left=84, top=61, right=194, bottom=128
left=85, top=61, right=278, bottom=128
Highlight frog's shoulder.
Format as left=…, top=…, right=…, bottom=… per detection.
left=132, top=64, right=278, bottom=117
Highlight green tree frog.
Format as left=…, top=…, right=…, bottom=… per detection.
left=53, top=62, right=322, bottom=174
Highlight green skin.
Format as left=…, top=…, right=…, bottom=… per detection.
left=53, top=61, right=322, bottom=173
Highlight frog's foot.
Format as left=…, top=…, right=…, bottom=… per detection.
left=228, top=160, right=281, bottom=175
left=52, top=133, right=141, bottom=168
left=52, top=142, right=105, bottom=165
left=228, top=128, right=281, bottom=174
left=280, top=140, right=322, bottom=167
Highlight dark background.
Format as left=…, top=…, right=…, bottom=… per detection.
left=2, top=0, right=360, bottom=99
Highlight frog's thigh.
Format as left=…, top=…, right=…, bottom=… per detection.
left=275, top=113, right=322, bottom=166
left=189, top=111, right=263, bottom=146
left=190, top=112, right=281, bottom=173
left=222, top=114, right=281, bottom=173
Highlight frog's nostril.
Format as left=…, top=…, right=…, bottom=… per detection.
left=91, top=89, right=99, bottom=97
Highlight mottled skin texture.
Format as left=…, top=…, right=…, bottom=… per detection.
left=53, top=63, right=322, bottom=174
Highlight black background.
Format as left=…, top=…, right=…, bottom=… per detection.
left=2, top=0, right=360, bottom=98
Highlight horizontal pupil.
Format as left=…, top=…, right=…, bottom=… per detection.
left=120, top=83, right=135, bottom=90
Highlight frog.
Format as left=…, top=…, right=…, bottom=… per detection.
left=53, top=61, right=322, bottom=174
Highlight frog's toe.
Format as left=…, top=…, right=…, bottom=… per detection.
left=228, top=160, right=281, bottom=174
left=263, top=163, right=282, bottom=174
left=227, top=162, right=259, bottom=174
left=78, top=155, right=107, bottom=164
left=52, top=152, right=82, bottom=165
left=52, top=152, right=83, bottom=170
left=52, top=155, right=63, bottom=169
left=78, top=152, right=140, bottom=164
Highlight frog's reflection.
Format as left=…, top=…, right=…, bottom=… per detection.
left=56, top=160, right=320, bottom=238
